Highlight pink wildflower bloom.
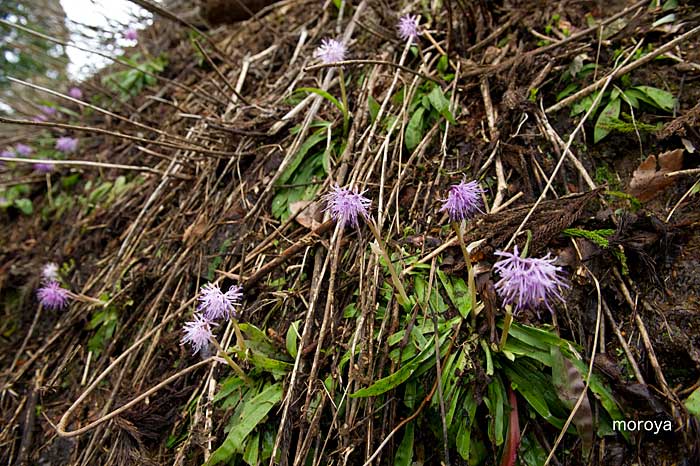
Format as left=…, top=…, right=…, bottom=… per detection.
left=15, top=144, right=32, bottom=156
left=314, top=38, right=347, bottom=64
left=197, top=282, right=243, bottom=321
left=322, top=184, right=371, bottom=229
left=55, top=137, right=78, bottom=153
left=493, top=246, right=568, bottom=313
left=397, top=14, right=421, bottom=42
left=41, top=262, right=59, bottom=283
left=68, top=87, right=83, bottom=99
left=124, top=28, right=138, bottom=41
left=439, top=180, right=484, bottom=222
left=37, top=281, right=71, bottom=310
left=181, top=314, right=215, bottom=355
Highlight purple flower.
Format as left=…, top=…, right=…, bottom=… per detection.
left=197, top=282, right=243, bottom=321
left=439, top=180, right=484, bottom=222
left=40, top=105, right=56, bottom=115
left=397, top=14, right=421, bottom=42
left=37, top=281, right=71, bottom=310
left=124, top=28, right=138, bottom=41
left=41, top=262, right=59, bottom=283
left=493, top=246, right=568, bottom=313
left=32, top=115, right=48, bottom=123
left=15, top=144, right=32, bottom=156
left=55, top=137, right=78, bottom=153
left=314, top=38, right=347, bottom=64
left=322, top=184, right=371, bottom=228
left=181, top=314, right=215, bottom=355
left=33, top=162, right=55, bottom=174
left=68, top=87, right=83, bottom=99
left=1, top=149, right=14, bottom=159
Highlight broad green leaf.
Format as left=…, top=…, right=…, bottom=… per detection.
left=486, top=375, right=506, bottom=446
left=594, top=97, right=621, bottom=143
left=519, top=433, right=548, bottom=466
left=286, top=320, right=300, bottom=358
left=437, top=270, right=471, bottom=318
left=689, top=179, right=700, bottom=195
left=427, top=86, right=456, bottom=124
left=405, top=107, right=425, bottom=151
left=276, top=127, right=327, bottom=186
left=351, top=336, right=439, bottom=398
left=456, top=387, right=478, bottom=460
left=13, top=198, right=33, bottom=215
left=621, top=90, right=640, bottom=108
left=566, top=357, right=628, bottom=441
left=368, top=94, right=380, bottom=124
left=551, top=347, right=593, bottom=457
left=351, top=358, right=420, bottom=398
left=502, top=359, right=569, bottom=430
left=632, top=86, right=675, bottom=112
left=214, top=375, right=247, bottom=404
left=207, top=382, right=283, bottom=465
left=685, top=387, right=700, bottom=417
left=394, top=422, right=414, bottom=466
left=556, top=83, right=578, bottom=101
left=652, top=13, right=676, bottom=27
left=296, top=87, right=344, bottom=114
left=242, top=430, right=259, bottom=465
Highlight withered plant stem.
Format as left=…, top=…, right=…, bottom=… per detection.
left=365, top=219, right=410, bottom=307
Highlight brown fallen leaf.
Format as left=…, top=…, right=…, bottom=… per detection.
left=289, top=200, right=322, bottom=230
left=628, top=149, right=684, bottom=202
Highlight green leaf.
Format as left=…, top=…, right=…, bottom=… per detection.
left=351, top=338, right=437, bottom=398
left=556, top=83, right=578, bottom=101
left=551, top=347, right=593, bottom=457
left=368, top=94, right=380, bottom=124
left=652, top=13, right=676, bottom=27
left=405, top=107, right=425, bottom=151
left=486, top=375, right=506, bottom=446
left=437, top=270, right=471, bottom=318
left=214, top=376, right=247, bottom=404
left=276, top=127, right=328, bottom=186
left=502, top=359, right=569, bottom=430
left=566, top=356, right=628, bottom=441
left=242, top=430, right=260, bottom=465
left=685, top=387, right=700, bottom=416
left=394, top=422, right=414, bottom=466
left=286, top=320, right=300, bottom=358
left=456, top=387, right=478, bottom=460
left=621, top=90, right=640, bottom=109
left=427, top=86, right=456, bottom=124
left=207, top=383, right=283, bottom=465
left=594, top=97, right=621, bottom=143
left=296, top=87, right=344, bottom=114
left=13, top=198, right=33, bottom=215
left=632, top=86, right=675, bottom=112
left=689, top=179, right=700, bottom=196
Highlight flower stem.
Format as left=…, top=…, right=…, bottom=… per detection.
left=365, top=219, right=411, bottom=307
left=70, top=292, right=106, bottom=307
left=452, top=222, right=477, bottom=320
left=232, top=318, right=246, bottom=353
left=338, top=67, right=349, bottom=135
left=499, top=305, right=513, bottom=351
left=209, top=337, right=252, bottom=384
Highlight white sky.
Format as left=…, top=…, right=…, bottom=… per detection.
left=60, top=0, right=151, bottom=78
